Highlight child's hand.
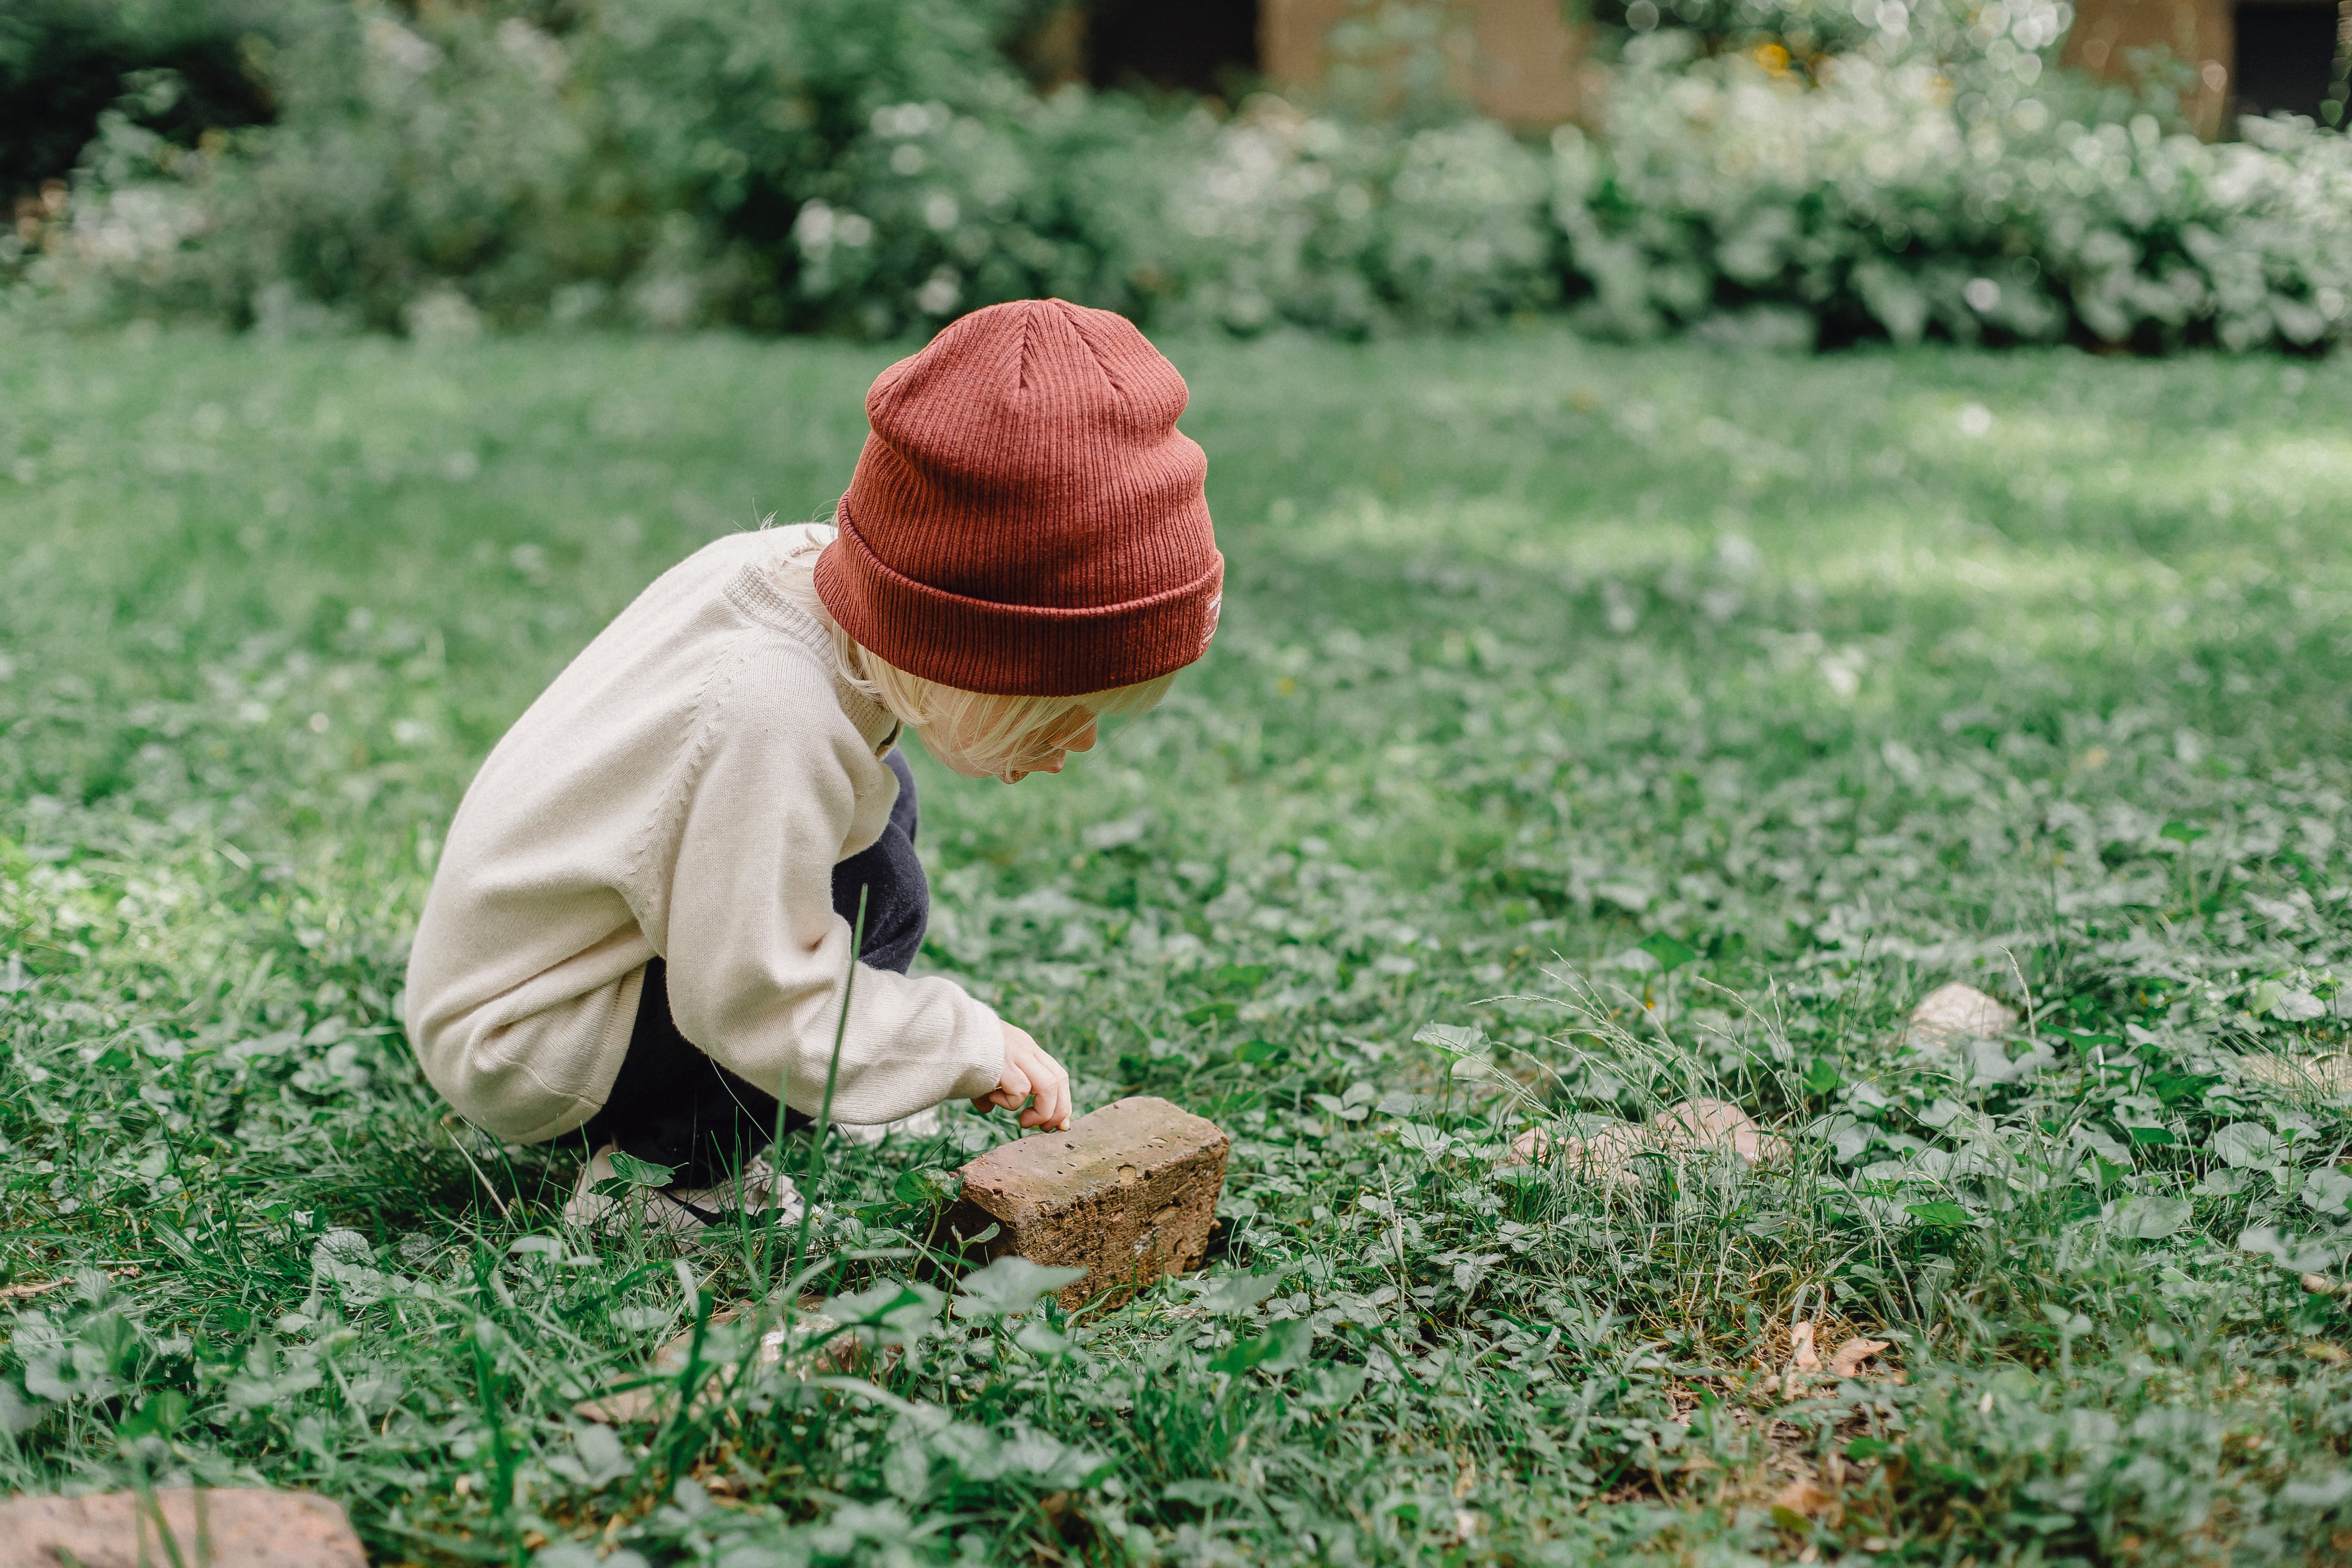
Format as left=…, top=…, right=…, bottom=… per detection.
left=975, top=1021, right=1073, bottom=1131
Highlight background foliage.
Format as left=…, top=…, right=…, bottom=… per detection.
left=1563, top=25, right=2352, bottom=352
left=0, top=0, right=281, bottom=205
left=3, top=0, right=2347, bottom=348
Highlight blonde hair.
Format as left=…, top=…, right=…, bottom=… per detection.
left=770, top=525, right=1176, bottom=781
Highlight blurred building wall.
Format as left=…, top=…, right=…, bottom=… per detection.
left=2060, top=0, right=2236, bottom=135
left=1045, top=0, right=2335, bottom=139
left=1260, top=0, right=1593, bottom=125
left=2060, top=0, right=2344, bottom=136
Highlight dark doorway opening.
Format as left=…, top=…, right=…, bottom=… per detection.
left=2232, top=2, right=2339, bottom=123
left=1087, top=0, right=1261, bottom=97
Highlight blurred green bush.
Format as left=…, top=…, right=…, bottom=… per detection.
left=5, top=0, right=2347, bottom=350
left=1561, top=27, right=2352, bottom=352
left=1, top=0, right=284, bottom=205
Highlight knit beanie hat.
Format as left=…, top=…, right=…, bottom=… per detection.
left=814, top=298, right=1223, bottom=698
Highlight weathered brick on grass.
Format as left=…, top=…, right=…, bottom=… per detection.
left=951, top=1096, right=1230, bottom=1310
left=0, top=1488, right=365, bottom=1568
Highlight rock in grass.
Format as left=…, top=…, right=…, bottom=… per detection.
left=1904, top=983, right=2018, bottom=1049
left=1508, top=1117, right=1643, bottom=1180
left=1654, top=1098, right=1788, bottom=1165
left=574, top=1299, right=849, bottom=1424
left=1508, top=1098, right=1788, bottom=1185
left=2237, top=1053, right=2352, bottom=1095
left=0, top=1488, right=363, bottom=1568
left=948, top=1096, right=1230, bottom=1311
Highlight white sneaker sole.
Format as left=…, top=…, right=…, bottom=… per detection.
left=564, top=1144, right=806, bottom=1240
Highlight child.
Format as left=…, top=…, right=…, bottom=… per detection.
left=403, top=299, right=1223, bottom=1235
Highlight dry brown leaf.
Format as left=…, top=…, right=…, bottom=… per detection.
left=0, top=1267, right=139, bottom=1303
left=1828, top=1337, right=1891, bottom=1377
left=0, top=1279, right=70, bottom=1304
left=1789, top=1320, right=1821, bottom=1372
left=1771, top=1476, right=1833, bottom=1519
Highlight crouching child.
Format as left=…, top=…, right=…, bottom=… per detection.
left=403, top=299, right=1223, bottom=1236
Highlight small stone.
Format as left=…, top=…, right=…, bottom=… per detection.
left=949, top=1095, right=1230, bottom=1310
left=0, top=1488, right=364, bottom=1568
left=1906, top=982, right=2018, bottom=1049
left=575, top=1298, right=848, bottom=1424
left=2239, top=1053, right=2352, bottom=1095
left=1653, top=1098, right=1788, bottom=1165
left=1510, top=1099, right=1785, bottom=1186
left=1509, top=1118, right=1640, bottom=1178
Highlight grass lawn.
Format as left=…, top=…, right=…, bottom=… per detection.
left=3, top=324, right=2351, bottom=1566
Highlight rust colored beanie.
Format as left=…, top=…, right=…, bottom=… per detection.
left=814, top=298, right=1223, bottom=698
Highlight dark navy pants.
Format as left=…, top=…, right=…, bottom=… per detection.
left=581, top=749, right=929, bottom=1185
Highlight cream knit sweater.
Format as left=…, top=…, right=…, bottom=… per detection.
left=404, top=526, right=1005, bottom=1144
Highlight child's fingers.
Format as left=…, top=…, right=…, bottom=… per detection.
left=994, top=1025, right=1073, bottom=1129
left=997, top=1056, right=1034, bottom=1102
left=1022, top=1062, right=1071, bottom=1130
left=976, top=1046, right=1036, bottom=1117
left=1038, top=1068, right=1072, bottom=1129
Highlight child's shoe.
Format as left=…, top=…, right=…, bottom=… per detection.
left=564, top=1143, right=805, bottom=1239
left=832, top=1104, right=942, bottom=1146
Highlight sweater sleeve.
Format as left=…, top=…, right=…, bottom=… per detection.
left=650, top=644, right=1004, bottom=1125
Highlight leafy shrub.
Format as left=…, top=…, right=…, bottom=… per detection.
left=1583, top=0, right=2069, bottom=77
left=0, top=0, right=287, bottom=204
left=16, top=0, right=1062, bottom=333
left=1153, top=102, right=1557, bottom=333
left=11, top=0, right=1562, bottom=338
left=1559, top=29, right=2352, bottom=351
left=777, top=83, right=1187, bottom=336
left=8, top=0, right=2349, bottom=351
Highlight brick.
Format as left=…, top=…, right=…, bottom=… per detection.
left=0, top=1488, right=365, bottom=1568
left=950, top=1096, right=1230, bottom=1310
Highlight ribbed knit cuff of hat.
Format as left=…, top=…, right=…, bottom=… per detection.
left=815, top=298, right=1223, bottom=699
